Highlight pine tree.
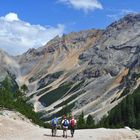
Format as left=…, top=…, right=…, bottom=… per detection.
left=127, top=96, right=136, bottom=127
left=136, top=114, right=140, bottom=129
left=21, top=84, right=28, bottom=93
left=2, top=76, right=11, bottom=91
left=77, top=111, right=86, bottom=129
left=121, top=98, right=127, bottom=124
left=86, top=114, right=95, bottom=128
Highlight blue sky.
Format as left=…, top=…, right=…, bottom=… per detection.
left=0, top=0, right=140, bottom=55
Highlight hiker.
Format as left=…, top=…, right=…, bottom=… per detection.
left=61, top=115, right=69, bottom=138
left=51, top=117, right=58, bottom=137
left=69, top=116, right=77, bottom=137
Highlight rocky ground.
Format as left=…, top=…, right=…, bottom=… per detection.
left=0, top=111, right=140, bottom=140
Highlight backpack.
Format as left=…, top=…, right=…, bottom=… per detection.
left=70, top=119, right=75, bottom=127
left=52, top=119, right=57, bottom=126
left=63, top=119, right=69, bottom=127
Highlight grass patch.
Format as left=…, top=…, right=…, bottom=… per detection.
left=38, top=82, right=72, bottom=107
left=50, top=71, right=64, bottom=78
left=54, top=90, right=84, bottom=108
left=118, top=88, right=130, bottom=99
left=36, top=87, right=52, bottom=96
left=68, top=80, right=85, bottom=93
left=29, top=70, right=46, bottom=83
left=37, top=71, right=64, bottom=89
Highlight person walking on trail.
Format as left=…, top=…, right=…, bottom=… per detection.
left=70, top=116, right=77, bottom=137
left=51, top=117, right=58, bottom=137
left=62, top=115, right=69, bottom=138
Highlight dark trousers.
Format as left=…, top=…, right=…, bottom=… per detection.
left=70, top=127, right=75, bottom=136
left=51, top=126, right=57, bottom=136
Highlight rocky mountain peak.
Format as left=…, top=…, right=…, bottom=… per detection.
left=106, top=13, right=140, bottom=31
left=120, top=13, right=140, bottom=23
left=90, top=14, right=140, bottom=51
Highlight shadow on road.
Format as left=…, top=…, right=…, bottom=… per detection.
left=44, top=134, right=71, bottom=138
left=44, top=134, right=62, bottom=137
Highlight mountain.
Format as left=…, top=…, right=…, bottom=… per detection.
left=0, top=49, right=20, bottom=81
left=0, top=14, right=140, bottom=122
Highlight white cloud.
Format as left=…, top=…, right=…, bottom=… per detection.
left=59, top=0, right=103, bottom=12
left=107, top=9, right=138, bottom=20
left=4, top=12, right=19, bottom=21
left=0, top=13, right=65, bottom=55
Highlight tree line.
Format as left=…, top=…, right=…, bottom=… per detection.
left=0, top=76, right=140, bottom=129
left=77, top=85, right=140, bottom=129
left=0, top=76, right=49, bottom=128
left=98, top=85, right=140, bottom=129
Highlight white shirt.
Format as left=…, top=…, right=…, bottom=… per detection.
left=62, top=119, right=69, bottom=128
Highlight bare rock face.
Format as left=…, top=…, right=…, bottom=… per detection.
left=0, top=14, right=140, bottom=121
left=0, top=49, right=20, bottom=82
left=74, top=14, right=140, bottom=120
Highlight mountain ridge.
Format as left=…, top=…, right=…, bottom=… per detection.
left=0, top=14, right=140, bottom=121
